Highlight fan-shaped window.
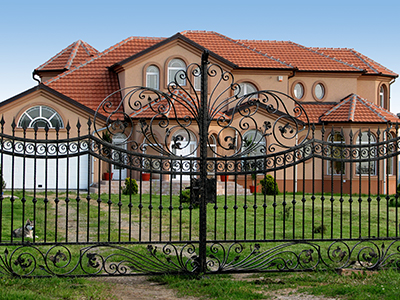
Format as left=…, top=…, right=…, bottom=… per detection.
left=146, top=65, right=159, bottom=89
left=356, top=131, right=376, bottom=175
left=168, top=58, right=186, bottom=86
left=18, top=106, right=64, bottom=128
left=327, top=132, right=345, bottom=175
left=234, top=82, right=257, bottom=98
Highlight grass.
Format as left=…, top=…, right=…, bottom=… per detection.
left=150, top=269, right=400, bottom=300
left=1, top=189, right=400, bottom=282
left=0, top=276, right=114, bottom=300
left=1, top=269, right=400, bottom=299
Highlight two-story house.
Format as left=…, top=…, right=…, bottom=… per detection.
left=0, top=31, right=398, bottom=194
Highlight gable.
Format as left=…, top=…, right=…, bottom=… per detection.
left=0, top=85, right=106, bottom=135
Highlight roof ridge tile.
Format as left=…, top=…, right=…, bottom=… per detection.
left=65, top=40, right=81, bottom=69
left=36, top=41, right=76, bottom=70
left=348, top=49, right=379, bottom=74
left=44, top=36, right=166, bottom=85
left=293, top=43, right=364, bottom=72
left=351, top=49, right=397, bottom=75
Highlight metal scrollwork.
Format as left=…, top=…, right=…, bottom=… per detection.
left=93, top=52, right=310, bottom=161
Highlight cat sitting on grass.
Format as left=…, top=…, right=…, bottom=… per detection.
left=12, top=219, right=37, bottom=239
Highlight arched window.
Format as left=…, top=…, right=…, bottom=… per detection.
left=356, top=131, right=376, bottom=175
left=327, top=132, right=345, bottom=175
left=18, top=106, right=63, bottom=128
left=168, top=59, right=186, bottom=86
left=235, top=82, right=257, bottom=98
left=193, top=67, right=201, bottom=91
left=380, top=85, right=387, bottom=108
left=146, top=65, right=159, bottom=89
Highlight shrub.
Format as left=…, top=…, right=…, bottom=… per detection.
left=179, top=188, right=199, bottom=208
left=122, top=177, right=138, bottom=195
left=389, top=198, right=400, bottom=207
left=260, top=174, right=279, bottom=195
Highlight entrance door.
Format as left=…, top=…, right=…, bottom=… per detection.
left=111, top=133, right=127, bottom=180
left=171, top=130, right=197, bottom=181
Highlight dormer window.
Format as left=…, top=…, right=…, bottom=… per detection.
left=146, top=65, right=159, bottom=89
left=18, top=106, right=63, bottom=128
left=168, top=59, right=186, bottom=86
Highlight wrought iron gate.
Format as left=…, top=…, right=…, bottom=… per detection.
left=1, top=51, right=400, bottom=277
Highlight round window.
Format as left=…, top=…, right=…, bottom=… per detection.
left=314, top=83, right=325, bottom=100
left=293, top=83, right=304, bottom=99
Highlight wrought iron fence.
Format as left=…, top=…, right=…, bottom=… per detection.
left=0, top=51, right=399, bottom=277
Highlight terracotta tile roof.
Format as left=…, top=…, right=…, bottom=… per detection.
left=320, top=94, right=400, bottom=123
left=181, top=31, right=293, bottom=69
left=299, top=102, right=336, bottom=123
left=130, top=89, right=230, bottom=120
left=36, top=40, right=99, bottom=71
left=235, top=40, right=364, bottom=72
left=43, top=37, right=165, bottom=112
left=35, top=31, right=397, bottom=119
left=311, top=48, right=398, bottom=77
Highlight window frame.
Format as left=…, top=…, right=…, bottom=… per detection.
left=326, top=132, right=346, bottom=175
left=167, top=58, right=187, bottom=86
left=241, top=129, right=266, bottom=173
left=18, top=105, right=64, bottom=129
left=356, top=131, right=377, bottom=176
left=146, top=65, right=160, bottom=90
left=312, top=81, right=327, bottom=101
left=379, top=84, right=387, bottom=108
left=234, top=82, right=258, bottom=99
left=291, top=80, right=306, bottom=100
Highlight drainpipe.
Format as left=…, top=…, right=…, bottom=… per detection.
left=389, top=78, right=396, bottom=112
left=287, top=69, right=297, bottom=96
left=32, top=70, right=41, bottom=84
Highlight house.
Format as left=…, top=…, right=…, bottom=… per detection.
left=0, top=31, right=398, bottom=194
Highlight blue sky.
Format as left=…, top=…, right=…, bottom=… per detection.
left=1, top=0, right=400, bottom=113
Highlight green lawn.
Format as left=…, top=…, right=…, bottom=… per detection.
left=0, top=190, right=399, bottom=276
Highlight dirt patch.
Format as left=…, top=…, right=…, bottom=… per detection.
left=94, top=276, right=199, bottom=300
left=93, top=274, right=340, bottom=300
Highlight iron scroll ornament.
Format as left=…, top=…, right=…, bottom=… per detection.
left=93, top=51, right=310, bottom=158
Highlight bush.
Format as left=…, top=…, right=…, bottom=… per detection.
left=179, top=188, right=199, bottom=208
left=122, top=177, right=138, bottom=195
left=260, top=174, right=279, bottom=195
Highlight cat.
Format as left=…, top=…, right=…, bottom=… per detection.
left=12, top=219, right=37, bottom=239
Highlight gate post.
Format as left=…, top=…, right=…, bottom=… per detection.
left=198, top=50, right=209, bottom=273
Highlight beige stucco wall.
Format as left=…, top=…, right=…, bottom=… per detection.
left=0, top=88, right=105, bottom=139
left=288, top=73, right=358, bottom=103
